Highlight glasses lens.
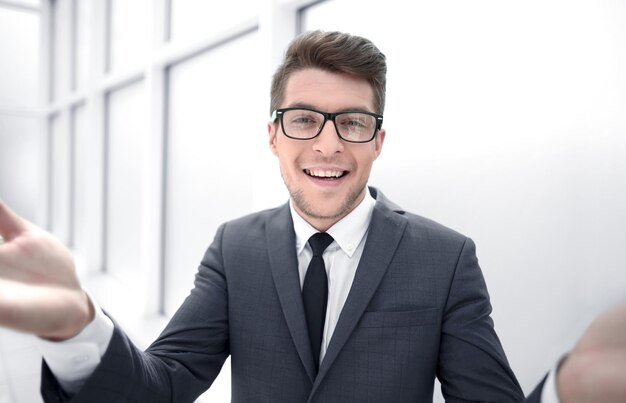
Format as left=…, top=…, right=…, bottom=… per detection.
left=335, top=112, right=377, bottom=142
left=282, top=109, right=324, bottom=139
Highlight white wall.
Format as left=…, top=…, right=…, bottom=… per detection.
left=303, top=0, right=626, bottom=394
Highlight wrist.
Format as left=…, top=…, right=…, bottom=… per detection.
left=41, top=289, right=95, bottom=341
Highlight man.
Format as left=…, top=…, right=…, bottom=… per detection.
left=0, top=30, right=624, bottom=403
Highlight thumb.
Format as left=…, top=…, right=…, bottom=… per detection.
left=0, top=200, right=29, bottom=241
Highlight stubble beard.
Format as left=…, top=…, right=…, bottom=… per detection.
left=284, top=175, right=366, bottom=224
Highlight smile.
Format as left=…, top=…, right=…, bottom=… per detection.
left=304, top=169, right=347, bottom=179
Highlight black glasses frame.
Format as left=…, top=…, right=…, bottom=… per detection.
left=272, top=107, right=383, bottom=143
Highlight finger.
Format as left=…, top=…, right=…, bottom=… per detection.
left=0, top=200, right=29, bottom=241
left=0, top=232, right=78, bottom=289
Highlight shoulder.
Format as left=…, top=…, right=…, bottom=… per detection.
left=216, top=202, right=290, bottom=241
left=199, top=203, right=290, bottom=266
left=402, top=211, right=466, bottom=242
left=371, top=187, right=468, bottom=246
left=391, top=211, right=474, bottom=265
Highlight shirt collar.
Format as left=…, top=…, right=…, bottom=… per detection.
left=290, top=189, right=376, bottom=258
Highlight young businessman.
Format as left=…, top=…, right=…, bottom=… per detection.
left=0, top=31, right=625, bottom=403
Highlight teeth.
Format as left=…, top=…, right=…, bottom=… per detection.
left=306, top=169, right=344, bottom=178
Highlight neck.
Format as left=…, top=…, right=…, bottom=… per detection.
left=293, top=188, right=367, bottom=232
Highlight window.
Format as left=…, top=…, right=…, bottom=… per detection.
left=164, top=30, right=263, bottom=315
left=105, top=81, right=147, bottom=282
left=0, top=4, right=42, bottom=225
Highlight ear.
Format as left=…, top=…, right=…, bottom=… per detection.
left=373, top=128, right=386, bottom=159
left=268, top=122, right=279, bottom=156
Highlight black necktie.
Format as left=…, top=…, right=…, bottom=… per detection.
left=302, top=232, right=334, bottom=371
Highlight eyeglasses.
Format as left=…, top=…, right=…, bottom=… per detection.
left=271, top=107, right=383, bottom=143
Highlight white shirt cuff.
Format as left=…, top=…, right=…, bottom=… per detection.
left=35, top=295, right=114, bottom=394
left=540, top=363, right=562, bottom=403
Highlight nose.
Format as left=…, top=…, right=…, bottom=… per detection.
left=312, top=119, right=344, bottom=155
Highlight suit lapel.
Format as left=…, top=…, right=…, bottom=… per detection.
left=266, top=204, right=317, bottom=383
left=310, top=191, right=407, bottom=396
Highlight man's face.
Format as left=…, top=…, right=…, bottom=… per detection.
left=268, top=68, right=386, bottom=231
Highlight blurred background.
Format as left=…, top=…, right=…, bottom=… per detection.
left=0, top=0, right=625, bottom=402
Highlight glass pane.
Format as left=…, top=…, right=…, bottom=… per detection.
left=72, top=104, right=89, bottom=257
left=169, top=0, right=258, bottom=43
left=52, top=0, right=72, bottom=99
left=75, top=0, right=92, bottom=88
left=16, top=0, right=41, bottom=6
left=109, top=0, right=149, bottom=72
left=50, top=113, right=71, bottom=244
left=106, top=81, right=147, bottom=282
left=0, top=116, right=45, bottom=226
left=164, top=31, right=264, bottom=316
left=0, top=7, right=40, bottom=108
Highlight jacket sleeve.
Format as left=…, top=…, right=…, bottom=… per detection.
left=525, top=375, right=548, bottom=403
left=437, top=237, right=525, bottom=402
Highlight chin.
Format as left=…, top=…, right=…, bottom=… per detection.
left=295, top=200, right=343, bottom=221
left=301, top=191, right=363, bottom=221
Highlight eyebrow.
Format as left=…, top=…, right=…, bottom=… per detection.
left=285, top=102, right=374, bottom=114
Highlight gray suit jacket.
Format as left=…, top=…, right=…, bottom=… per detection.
left=42, top=188, right=540, bottom=402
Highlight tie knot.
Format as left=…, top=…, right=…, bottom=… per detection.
left=308, top=232, right=334, bottom=257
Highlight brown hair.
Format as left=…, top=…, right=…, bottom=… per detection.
left=270, top=30, right=387, bottom=115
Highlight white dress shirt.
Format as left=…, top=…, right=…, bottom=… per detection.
left=37, top=294, right=114, bottom=393
left=36, top=191, right=561, bottom=401
left=290, top=190, right=375, bottom=363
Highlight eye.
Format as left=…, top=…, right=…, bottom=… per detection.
left=345, top=119, right=366, bottom=128
left=292, top=116, right=315, bottom=124
left=337, top=114, right=370, bottom=130
left=287, top=111, right=322, bottom=126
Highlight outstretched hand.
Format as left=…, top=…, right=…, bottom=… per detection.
left=557, top=302, right=626, bottom=403
left=0, top=200, right=93, bottom=340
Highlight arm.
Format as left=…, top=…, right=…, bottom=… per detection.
left=437, top=237, right=525, bottom=402
left=1, top=200, right=230, bottom=402
left=41, top=226, right=230, bottom=403
left=37, top=299, right=114, bottom=394
left=525, top=302, right=626, bottom=403
left=555, top=302, right=626, bottom=403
